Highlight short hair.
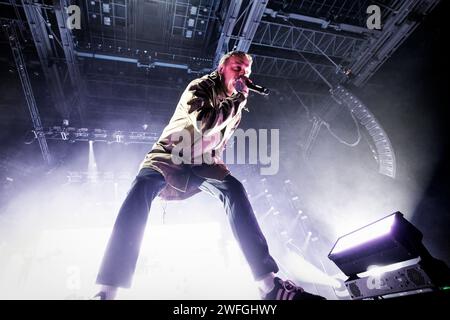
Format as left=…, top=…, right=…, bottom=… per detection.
left=217, top=51, right=253, bottom=69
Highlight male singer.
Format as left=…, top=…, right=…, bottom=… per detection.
left=94, top=51, right=325, bottom=301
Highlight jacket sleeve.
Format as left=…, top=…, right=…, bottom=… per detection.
left=182, top=79, right=246, bottom=136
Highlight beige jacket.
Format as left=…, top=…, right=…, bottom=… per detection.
left=139, top=71, right=248, bottom=200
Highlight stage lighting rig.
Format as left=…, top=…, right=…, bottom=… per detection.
left=328, top=212, right=450, bottom=299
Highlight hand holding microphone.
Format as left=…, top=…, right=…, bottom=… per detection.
left=233, top=77, right=249, bottom=98
left=234, top=76, right=270, bottom=96
left=243, top=77, right=270, bottom=96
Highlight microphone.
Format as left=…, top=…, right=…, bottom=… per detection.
left=243, top=78, right=270, bottom=96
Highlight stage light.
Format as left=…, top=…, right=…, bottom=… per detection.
left=328, top=212, right=450, bottom=299
left=328, top=212, right=423, bottom=276
left=330, top=214, right=396, bottom=255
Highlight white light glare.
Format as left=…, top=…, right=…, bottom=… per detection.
left=331, top=215, right=396, bottom=255
left=359, top=257, right=421, bottom=278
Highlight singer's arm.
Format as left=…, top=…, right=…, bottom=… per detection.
left=182, top=79, right=246, bottom=136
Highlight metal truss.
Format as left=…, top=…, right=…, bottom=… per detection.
left=84, top=73, right=186, bottom=91
left=213, top=0, right=242, bottom=67
left=249, top=20, right=366, bottom=61
left=1, top=1, right=88, bottom=122
left=42, top=126, right=159, bottom=145
left=214, top=0, right=269, bottom=63
left=3, top=21, right=51, bottom=164
left=71, top=0, right=440, bottom=88
left=234, top=0, right=268, bottom=52
left=212, top=0, right=367, bottom=84
left=251, top=53, right=341, bottom=82
left=347, top=0, right=441, bottom=87
left=262, top=6, right=381, bottom=35
left=75, top=50, right=212, bottom=74
left=269, top=0, right=392, bottom=29
left=54, top=0, right=87, bottom=121
left=22, top=0, right=71, bottom=118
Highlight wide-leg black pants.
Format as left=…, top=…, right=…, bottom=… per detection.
left=96, top=168, right=278, bottom=288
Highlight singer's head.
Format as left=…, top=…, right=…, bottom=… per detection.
left=217, top=51, right=252, bottom=96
